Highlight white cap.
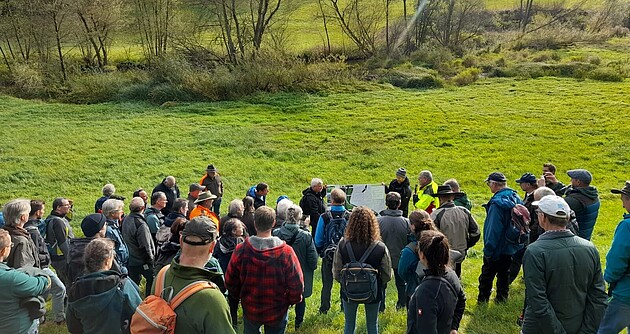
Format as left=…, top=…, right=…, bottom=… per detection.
left=532, top=195, right=570, bottom=218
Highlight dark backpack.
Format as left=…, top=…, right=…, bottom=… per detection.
left=67, top=238, right=92, bottom=283
left=322, top=211, right=349, bottom=259
left=506, top=204, right=531, bottom=245
left=340, top=241, right=379, bottom=304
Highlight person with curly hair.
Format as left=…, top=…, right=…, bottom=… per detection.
left=398, top=210, right=437, bottom=299
left=333, top=206, right=392, bottom=334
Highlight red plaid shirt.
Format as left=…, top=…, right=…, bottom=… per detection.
left=225, top=237, right=304, bottom=325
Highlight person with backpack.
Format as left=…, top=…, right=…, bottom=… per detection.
left=153, top=217, right=187, bottom=276
left=25, top=200, right=66, bottom=325
left=407, top=230, right=466, bottom=334
left=314, top=188, right=350, bottom=314
left=377, top=192, right=412, bottom=310
left=137, top=216, right=235, bottom=334
left=45, top=197, right=75, bottom=286
left=102, top=198, right=129, bottom=274
left=333, top=206, right=392, bottom=334
left=273, top=204, right=318, bottom=330
left=122, top=197, right=155, bottom=297
left=299, top=178, right=327, bottom=237
left=398, top=210, right=437, bottom=301
left=478, top=172, right=523, bottom=304
left=225, top=206, right=303, bottom=334
left=508, top=173, right=539, bottom=284
left=67, top=213, right=112, bottom=283
left=66, top=238, right=141, bottom=334
left=430, top=185, right=480, bottom=278
left=158, top=198, right=188, bottom=247
left=145, top=192, right=167, bottom=246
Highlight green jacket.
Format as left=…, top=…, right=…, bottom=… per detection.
left=522, top=230, right=607, bottom=334
left=0, top=262, right=49, bottom=334
left=150, top=258, right=235, bottom=334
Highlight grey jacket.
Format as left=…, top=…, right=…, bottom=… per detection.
left=3, top=225, right=40, bottom=269
left=122, top=212, right=155, bottom=267
left=273, top=223, right=318, bottom=297
left=377, top=209, right=410, bottom=269
left=430, top=202, right=480, bottom=257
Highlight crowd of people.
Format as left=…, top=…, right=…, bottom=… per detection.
left=0, top=162, right=629, bottom=334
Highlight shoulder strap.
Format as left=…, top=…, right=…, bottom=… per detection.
left=423, top=275, right=458, bottom=299
left=154, top=264, right=171, bottom=297
left=434, top=209, right=447, bottom=229
left=169, top=280, right=216, bottom=310
left=287, top=230, right=299, bottom=246
left=358, top=242, right=378, bottom=263
left=345, top=241, right=356, bottom=262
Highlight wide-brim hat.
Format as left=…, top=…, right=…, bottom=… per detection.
left=611, top=181, right=630, bottom=196
left=431, top=185, right=464, bottom=198
left=194, top=191, right=217, bottom=203
left=206, top=164, right=218, bottom=172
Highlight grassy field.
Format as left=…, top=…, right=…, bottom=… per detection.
left=1, top=76, right=629, bottom=333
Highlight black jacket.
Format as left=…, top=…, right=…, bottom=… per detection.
left=386, top=178, right=413, bottom=217
left=300, top=187, right=327, bottom=236
left=152, top=179, right=181, bottom=215
left=24, top=219, right=51, bottom=268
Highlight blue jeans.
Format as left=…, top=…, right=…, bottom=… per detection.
left=243, top=312, right=288, bottom=334
left=43, top=267, right=66, bottom=322
left=598, top=297, right=630, bottom=334
left=213, top=197, right=222, bottom=216
left=342, top=300, right=380, bottom=334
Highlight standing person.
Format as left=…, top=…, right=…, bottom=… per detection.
left=443, top=179, right=473, bottom=211
left=564, top=169, right=600, bottom=241
left=314, top=188, right=350, bottom=314
left=66, top=238, right=142, bottom=334
left=225, top=206, right=304, bottom=334
left=384, top=168, right=413, bottom=217
left=25, top=200, right=66, bottom=325
left=333, top=206, right=392, bottom=334
left=273, top=204, right=318, bottom=330
left=122, top=197, right=155, bottom=296
left=275, top=197, right=294, bottom=229
left=407, top=230, right=465, bottom=334
left=144, top=192, right=167, bottom=245
left=598, top=181, right=630, bottom=334
left=246, top=183, right=269, bottom=209
left=509, top=173, right=539, bottom=284
left=148, top=216, right=235, bottom=334
left=398, top=210, right=437, bottom=301
left=95, top=184, right=116, bottom=213
left=220, top=199, right=245, bottom=232
left=430, top=185, right=480, bottom=278
left=0, top=229, right=50, bottom=334
left=537, top=163, right=566, bottom=195
left=132, top=188, right=148, bottom=206
left=102, top=199, right=129, bottom=273
left=2, top=199, right=40, bottom=269
left=66, top=213, right=110, bottom=283
left=377, top=192, right=411, bottom=310
left=152, top=176, right=180, bottom=215
left=200, top=164, right=224, bottom=216
left=186, top=183, right=206, bottom=217
left=478, top=172, right=523, bottom=304
left=241, top=196, right=256, bottom=236
left=45, top=197, right=75, bottom=286
left=413, top=170, right=439, bottom=214
left=522, top=195, right=607, bottom=333
left=153, top=217, right=188, bottom=276
left=189, top=191, right=220, bottom=229
left=300, top=178, right=327, bottom=236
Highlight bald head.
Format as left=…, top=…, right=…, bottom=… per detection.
left=165, top=176, right=176, bottom=188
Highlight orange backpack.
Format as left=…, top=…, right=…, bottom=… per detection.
left=130, top=265, right=216, bottom=333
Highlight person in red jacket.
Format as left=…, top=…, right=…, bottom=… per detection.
left=225, top=206, right=304, bottom=333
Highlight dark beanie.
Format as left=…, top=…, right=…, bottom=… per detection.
left=81, top=213, right=107, bottom=237
left=396, top=168, right=407, bottom=178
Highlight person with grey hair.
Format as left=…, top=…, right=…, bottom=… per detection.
left=273, top=204, right=317, bottom=329
left=2, top=199, right=40, bottom=269
left=122, top=197, right=154, bottom=296
left=444, top=178, right=472, bottom=210
left=152, top=176, right=180, bottom=215
left=413, top=170, right=439, bottom=214
left=299, top=178, right=327, bottom=237
left=95, top=183, right=116, bottom=213
left=66, top=238, right=142, bottom=334
left=102, top=198, right=129, bottom=273
left=220, top=199, right=245, bottom=233
left=45, top=197, right=75, bottom=286
left=276, top=197, right=294, bottom=228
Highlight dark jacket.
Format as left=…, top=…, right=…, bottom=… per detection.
left=407, top=268, right=465, bottom=334
left=386, top=178, right=413, bottom=217
left=241, top=212, right=256, bottom=237
left=273, top=222, right=318, bottom=297
left=522, top=230, right=607, bottom=334
left=564, top=186, right=600, bottom=240
left=164, top=212, right=185, bottom=228
left=24, top=219, right=51, bottom=268
left=377, top=209, right=410, bottom=269
left=212, top=235, right=246, bottom=274
left=246, top=186, right=266, bottom=209
left=482, top=187, right=523, bottom=260
left=299, top=187, right=327, bottom=236
left=153, top=241, right=180, bottom=277
left=122, top=212, right=155, bottom=267
left=152, top=179, right=181, bottom=215
left=45, top=212, right=74, bottom=262
left=3, top=225, right=40, bottom=269
left=332, top=238, right=393, bottom=303
left=200, top=174, right=224, bottom=198
left=95, top=196, right=109, bottom=213
left=453, top=193, right=472, bottom=211
left=67, top=270, right=142, bottom=334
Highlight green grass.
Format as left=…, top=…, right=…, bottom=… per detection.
left=1, top=76, right=628, bottom=333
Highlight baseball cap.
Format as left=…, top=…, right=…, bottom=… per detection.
left=516, top=173, right=537, bottom=184
left=189, top=183, right=206, bottom=192
left=181, top=216, right=218, bottom=245
left=567, top=169, right=592, bottom=183
left=532, top=195, right=570, bottom=218
left=485, top=172, right=507, bottom=183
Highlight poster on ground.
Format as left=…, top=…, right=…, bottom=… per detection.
left=326, top=184, right=386, bottom=214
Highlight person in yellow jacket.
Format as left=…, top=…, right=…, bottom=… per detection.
left=413, top=170, right=439, bottom=214
left=189, top=191, right=220, bottom=231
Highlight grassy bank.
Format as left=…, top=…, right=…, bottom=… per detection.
left=1, top=77, right=628, bottom=333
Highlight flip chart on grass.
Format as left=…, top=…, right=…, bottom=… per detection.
left=348, top=184, right=386, bottom=213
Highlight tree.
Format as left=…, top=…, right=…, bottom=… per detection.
left=329, top=0, right=385, bottom=57
left=129, top=0, right=174, bottom=60
left=73, top=0, right=123, bottom=68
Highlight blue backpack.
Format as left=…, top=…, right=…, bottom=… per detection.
left=322, top=210, right=349, bottom=260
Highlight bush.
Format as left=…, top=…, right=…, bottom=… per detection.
left=11, top=63, right=46, bottom=98
left=377, top=69, right=444, bottom=89
left=588, top=67, right=624, bottom=82
left=452, top=68, right=481, bottom=86
left=64, top=71, right=149, bottom=104
left=409, top=46, right=454, bottom=73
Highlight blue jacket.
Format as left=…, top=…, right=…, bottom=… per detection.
left=565, top=186, right=600, bottom=240
left=106, top=219, right=129, bottom=271
left=398, top=241, right=422, bottom=298
left=247, top=186, right=266, bottom=209
left=482, top=188, right=523, bottom=260
left=314, top=205, right=347, bottom=249
left=604, top=213, right=630, bottom=304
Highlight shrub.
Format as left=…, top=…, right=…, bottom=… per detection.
left=405, top=75, right=444, bottom=89
left=452, top=68, right=481, bottom=86
left=462, top=55, right=478, bottom=68
left=11, top=63, right=46, bottom=98
left=64, top=71, right=149, bottom=104
left=588, top=67, right=624, bottom=82
left=409, top=46, right=454, bottom=73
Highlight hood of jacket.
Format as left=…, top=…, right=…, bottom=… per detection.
left=67, top=271, right=124, bottom=313
left=247, top=186, right=257, bottom=198
left=567, top=186, right=599, bottom=200
left=164, top=212, right=185, bottom=227
left=248, top=235, right=284, bottom=250
left=488, top=188, right=521, bottom=210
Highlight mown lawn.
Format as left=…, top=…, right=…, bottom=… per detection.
left=1, top=76, right=628, bottom=333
